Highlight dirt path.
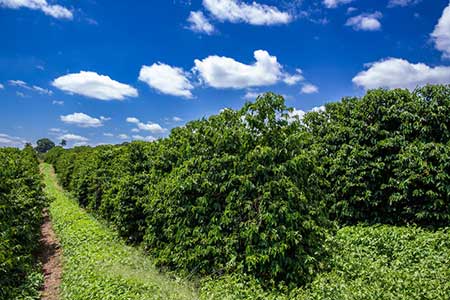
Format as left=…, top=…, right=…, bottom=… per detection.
left=39, top=208, right=62, bottom=300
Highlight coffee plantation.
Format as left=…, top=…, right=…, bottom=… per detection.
left=2, top=85, right=450, bottom=299
left=44, top=85, right=450, bottom=290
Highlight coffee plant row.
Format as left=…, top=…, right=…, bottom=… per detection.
left=0, top=146, right=46, bottom=298
left=45, top=85, right=450, bottom=287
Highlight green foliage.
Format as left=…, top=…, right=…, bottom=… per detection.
left=35, top=138, right=55, bottom=153
left=46, top=93, right=331, bottom=287
left=200, top=225, right=450, bottom=300
left=0, top=146, right=46, bottom=299
left=45, top=85, right=450, bottom=292
left=295, top=225, right=450, bottom=300
left=303, top=85, right=450, bottom=226
left=41, top=163, right=197, bottom=300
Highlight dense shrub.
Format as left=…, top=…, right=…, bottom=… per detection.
left=303, top=85, right=450, bottom=226
left=0, top=146, right=46, bottom=299
left=46, top=93, right=331, bottom=287
left=45, top=85, right=450, bottom=288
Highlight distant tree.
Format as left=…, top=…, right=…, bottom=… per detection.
left=60, top=139, right=67, bottom=147
left=35, top=138, right=55, bottom=153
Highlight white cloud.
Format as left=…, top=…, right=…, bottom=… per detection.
left=9, top=80, right=53, bottom=95
left=59, top=133, right=88, bottom=142
left=243, top=91, right=261, bottom=100
left=103, top=133, right=114, bottom=137
left=137, top=122, right=166, bottom=134
left=52, top=100, right=64, bottom=105
left=194, top=50, right=292, bottom=89
left=187, top=11, right=215, bottom=34
left=118, top=134, right=129, bottom=139
left=127, top=117, right=167, bottom=134
left=0, top=0, right=72, bottom=19
left=347, top=7, right=357, bottom=14
left=60, top=112, right=107, bottom=128
left=0, top=133, right=27, bottom=147
left=172, top=116, right=183, bottom=122
left=53, top=71, right=138, bottom=101
left=283, top=69, right=304, bottom=85
left=323, top=0, right=354, bottom=9
left=139, top=63, right=193, bottom=98
left=49, top=128, right=66, bottom=133
left=0, top=83, right=3, bottom=89
left=311, top=105, right=326, bottom=113
left=126, top=117, right=140, bottom=124
left=352, top=57, right=450, bottom=90
left=132, top=135, right=156, bottom=142
left=288, top=105, right=325, bottom=123
left=31, top=85, right=52, bottom=95
left=203, top=0, right=292, bottom=25
left=288, top=108, right=306, bottom=122
left=301, top=83, right=319, bottom=94
left=9, top=79, right=27, bottom=87
left=431, top=3, right=450, bottom=59
left=388, top=0, right=420, bottom=7
left=346, top=12, right=382, bottom=31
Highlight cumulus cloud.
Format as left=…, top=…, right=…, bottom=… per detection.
left=0, top=133, right=27, bottom=147
left=352, top=57, right=450, bottom=90
left=103, top=133, right=114, bottom=137
left=283, top=69, right=304, bottom=85
left=137, top=122, right=166, bottom=133
left=59, top=133, right=88, bottom=142
left=346, top=12, right=382, bottom=31
left=0, top=83, right=3, bottom=89
left=139, top=63, right=193, bottom=98
left=203, top=0, right=292, bottom=25
left=187, top=11, right=215, bottom=34
left=118, top=134, right=129, bottom=139
left=126, top=117, right=167, bottom=134
left=301, top=83, right=319, bottom=94
left=0, top=0, right=72, bottom=19
left=194, top=50, right=309, bottom=89
left=172, top=116, right=183, bottom=122
left=323, top=0, right=354, bottom=9
left=126, top=117, right=140, bottom=124
left=52, top=100, right=64, bottom=105
left=194, top=50, right=289, bottom=89
left=53, top=71, right=138, bottom=101
left=60, top=112, right=107, bottom=128
left=431, top=3, right=450, bottom=59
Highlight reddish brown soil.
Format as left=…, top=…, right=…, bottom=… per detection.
left=39, top=209, right=62, bottom=300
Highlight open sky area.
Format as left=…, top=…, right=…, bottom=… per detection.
left=1, top=0, right=449, bottom=147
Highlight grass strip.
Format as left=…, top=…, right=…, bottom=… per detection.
left=40, top=163, right=198, bottom=300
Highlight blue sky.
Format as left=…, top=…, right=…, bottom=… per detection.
left=1, top=0, right=450, bottom=147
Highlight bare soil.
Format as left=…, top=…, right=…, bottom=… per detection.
left=39, top=209, right=62, bottom=300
